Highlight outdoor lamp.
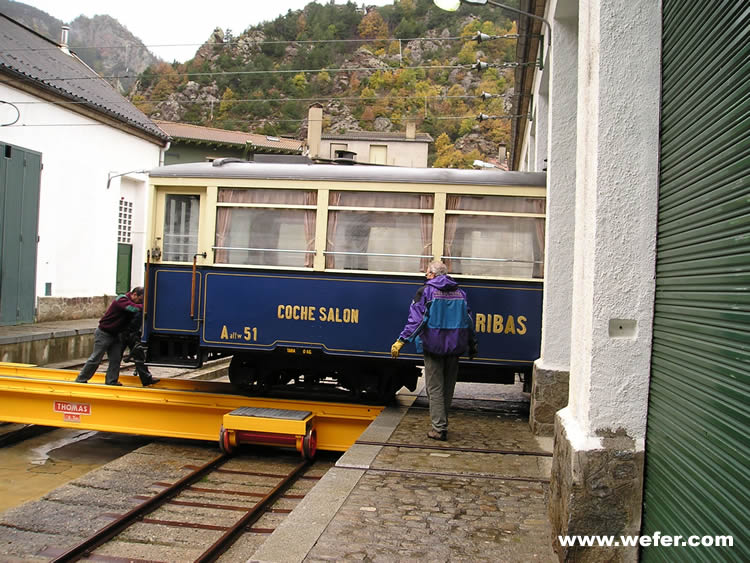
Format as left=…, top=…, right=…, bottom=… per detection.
left=434, top=0, right=551, bottom=52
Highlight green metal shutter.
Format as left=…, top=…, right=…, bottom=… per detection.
left=641, top=1, right=749, bottom=561
left=0, top=143, right=41, bottom=326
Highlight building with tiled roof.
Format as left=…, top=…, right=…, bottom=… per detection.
left=307, top=106, right=433, bottom=167
left=0, top=14, right=168, bottom=323
left=154, top=120, right=303, bottom=165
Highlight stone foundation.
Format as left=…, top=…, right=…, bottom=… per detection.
left=549, top=411, right=645, bottom=562
left=36, top=295, right=114, bottom=322
left=530, top=362, right=569, bottom=436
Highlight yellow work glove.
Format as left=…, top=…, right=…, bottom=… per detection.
left=391, top=340, right=404, bottom=359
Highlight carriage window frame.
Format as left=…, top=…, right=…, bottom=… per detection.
left=442, top=194, right=547, bottom=279
left=324, top=190, right=435, bottom=274
left=213, top=187, right=318, bottom=269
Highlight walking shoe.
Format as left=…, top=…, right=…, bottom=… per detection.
left=143, top=378, right=161, bottom=387
left=427, top=429, right=447, bottom=441
left=106, top=381, right=123, bottom=386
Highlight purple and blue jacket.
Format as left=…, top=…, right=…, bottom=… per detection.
left=398, top=274, right=477, bottom=357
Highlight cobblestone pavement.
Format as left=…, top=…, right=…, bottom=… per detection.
left=303, top=408, right=556, bottom=563
left=306, top=471, right=553, bottom=562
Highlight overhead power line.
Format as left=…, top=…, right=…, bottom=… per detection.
left=4, top=111, right=519, bottom=128
left=38, top=63, right=479, bottom=82
left=2, top=31, right=529, bottom=55
left=8, top=92, right=522, bottom=107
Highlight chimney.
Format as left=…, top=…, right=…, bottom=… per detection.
left=60, top=25, right=70, bottom=55
left=406, top=119, right=416, bottom=140
left=498, top=143, right=507, bottom=166
left=307, top=104, right=323, bottom=159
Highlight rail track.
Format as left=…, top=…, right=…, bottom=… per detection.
left=40, top=449, right=331, bottom=562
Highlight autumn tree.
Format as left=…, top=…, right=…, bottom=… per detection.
left=358, top=10, right=389, bottom=40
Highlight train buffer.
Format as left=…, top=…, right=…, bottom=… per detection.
left=221, top=407, right=317, bottom=459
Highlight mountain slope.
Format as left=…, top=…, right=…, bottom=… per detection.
left=0, top=0, right=159, bottom=92
left=129, top=0, right=518, bottom=165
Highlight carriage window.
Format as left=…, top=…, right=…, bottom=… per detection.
left=163, top=194, right=199, bottom=262
left=444, top=195, right=545, bottom=279
left=214, top=188, right=316, bottom=267
left=326, top=191, right=433, bottom=273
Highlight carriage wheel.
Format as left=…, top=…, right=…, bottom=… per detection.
left=301, top=428, right=317, bottom=460
left=219, top=426, right=235, bottom=455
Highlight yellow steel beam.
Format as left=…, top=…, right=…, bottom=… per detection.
left=0, top=363, right=383, bottom=452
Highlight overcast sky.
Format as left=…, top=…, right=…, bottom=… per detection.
left=19, top=0, right=396, bottom=62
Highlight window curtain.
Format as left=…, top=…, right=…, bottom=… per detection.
left=325, top=192, right=341, bottom=268
left=303, top=191, right=316, bottom=267
left=532, top=199, right=546, bottom=278
left=215, top=190, right=249, bottom=263
left=443, top=195, right=462, bottom=271
left=420, top=194, right=433, bottom=271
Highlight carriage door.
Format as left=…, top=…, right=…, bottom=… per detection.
left=640, top=2, right=748, bottom=561
left=149, top=191, right=203, bottom=334
left=0, top=143, right=41, bottom=326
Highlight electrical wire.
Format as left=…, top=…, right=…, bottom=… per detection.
left=5, top=92, right=521, bottom=107
left=1, top=30, right=527, bottom=55
left=3, top=112, right=519, bottom=128
left=0, top=101, right=20, bottom=126
left=37, top=63, right=475, bottom=82
left=2, top=35, right=470, bottom=54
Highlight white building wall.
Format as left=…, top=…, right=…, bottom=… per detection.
left=539, top=0, right=578, bottom=371
left=0, top=83, right=162, bottom=299
left=565, top=0, right=661, bottom=441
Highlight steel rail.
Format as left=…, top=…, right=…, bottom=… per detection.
left=195, top=458, right=312, bottom=562
left=51, top=453, right=230, bottom=562
left=354, top=439, right=552, bottom=457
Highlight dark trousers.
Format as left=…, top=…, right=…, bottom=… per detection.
left=76, top=328, right=122, bottom=384
left=423, top=353, right=459, bottom=432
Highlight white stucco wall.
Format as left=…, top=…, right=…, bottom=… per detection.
left=0, top=83, right=162, bottom=300
left=537, top=0, right=578, bottom=372
left=566, top=0, right=661, bottom=442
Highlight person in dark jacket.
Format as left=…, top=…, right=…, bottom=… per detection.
left=120, top=311, right=160, bottom=387
left=75, top=287, right=144, bottom=386
left=391, top=261, right=477, bottom=440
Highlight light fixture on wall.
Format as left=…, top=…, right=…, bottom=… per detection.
left=106, top=169, right=149, bottom=189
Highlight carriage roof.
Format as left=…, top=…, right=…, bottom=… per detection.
left=149, top=160, right=547, bottom=188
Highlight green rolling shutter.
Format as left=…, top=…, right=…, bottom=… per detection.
left=641, top=1, right=749, bottom=561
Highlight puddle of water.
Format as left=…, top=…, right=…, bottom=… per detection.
left=27, top=430, right=98, bottom=465
left=0, top=428, right=149, bottom=512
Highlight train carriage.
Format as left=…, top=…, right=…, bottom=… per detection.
left=143, top=158, right=546, bottom=401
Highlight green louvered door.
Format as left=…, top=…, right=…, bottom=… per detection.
left=641, top=1, right=749, bottom=561
left=0, top=143, right=41, bottom=326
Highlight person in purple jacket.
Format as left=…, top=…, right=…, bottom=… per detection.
left=75, top=287, right=145, bottom=386
left=391, top=261, right=477, bottom=441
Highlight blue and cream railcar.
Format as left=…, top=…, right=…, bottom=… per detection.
left=143, top=159, right=546, bottom=400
